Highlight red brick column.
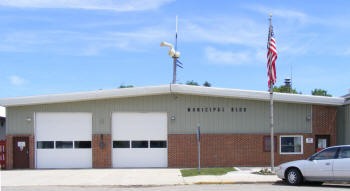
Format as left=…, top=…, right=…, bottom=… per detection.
left=6, top=134, right=35, bottom=169
left=312, top=105, right=338, bottom=145
left=92, top=134, right=111, bottom=168
left=168, top=134, right=197, bottom=168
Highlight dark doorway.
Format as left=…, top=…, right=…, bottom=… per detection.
left=315, top=135, right=330, bottom=153
left=13, top=137, right=29, bottom=169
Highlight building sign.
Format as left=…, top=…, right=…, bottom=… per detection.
left=17, top=141, right=26, bottom=151
left=306, top=138, right=313, bottom=144
left=187, top=107, right=247, bottom=113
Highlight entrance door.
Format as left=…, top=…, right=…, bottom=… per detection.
left=315, top=135, right=330, bottom=153
left=13, top=137, right=29, bottom=169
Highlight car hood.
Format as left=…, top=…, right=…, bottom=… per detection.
left=279, top=160, right=308, bottom=168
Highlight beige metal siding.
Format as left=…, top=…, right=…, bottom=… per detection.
left=6, top=94, right=312, bottom=135
left=345, top=104, right=350, bottom=144
left=336, top=106, right=346, bottom=145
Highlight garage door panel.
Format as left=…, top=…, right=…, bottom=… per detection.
left=112, top=113, right=167, bottom=140
left=35, top=112, right=92, bottom=168
left=37, top=149, right=92, bottom=168
left=112, top=113, right=168, bottom=168
left=113, top=149, right=167, bottom=168
left=36, top=113, right=92, bottom=140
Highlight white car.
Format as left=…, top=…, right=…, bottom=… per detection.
left=276, top=145, right=350, bottom=185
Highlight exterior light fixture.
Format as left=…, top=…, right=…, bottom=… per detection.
left=26, top=117, right=32, bottom=122
left=100, top=134, right=105, bottom=149
left=306, top=115, right=311, bottom=121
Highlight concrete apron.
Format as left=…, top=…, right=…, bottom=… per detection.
left=1, top=169, right=184, bottom=187
left=183, top=170, right=279, bottom=185
left=1, top=168, right=280, bottom=187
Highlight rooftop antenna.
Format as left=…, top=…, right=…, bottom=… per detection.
left=160, top=15, right=183, bottom=84
left=290, top=63, right=293, bottom=90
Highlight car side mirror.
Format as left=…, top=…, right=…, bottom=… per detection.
left=308, top=156, right=314, bottom=161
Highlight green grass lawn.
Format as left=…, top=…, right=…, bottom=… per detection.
left=180, top=167, right=236, bottom=177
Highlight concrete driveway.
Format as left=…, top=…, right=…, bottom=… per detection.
left=1, top=169, right=184, bottom=187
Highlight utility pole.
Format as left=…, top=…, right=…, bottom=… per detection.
left=172, top=15, right=179, bottom=84
left=172, top=56, right=177, bottom=84
left=160, top=15, right=182, bottom=84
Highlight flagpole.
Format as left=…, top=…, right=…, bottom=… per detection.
left=172, top=15, right=178, bottom=84
left=268, top=14, right=275, bottom=172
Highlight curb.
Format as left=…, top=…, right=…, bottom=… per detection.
left=2, top=184, right=185, bottom=187
left=194, top=181, right=277, bottom=185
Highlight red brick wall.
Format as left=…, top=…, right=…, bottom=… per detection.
left=168, top=105, right=338, bottom=168
left=312, top=105, right=337, bottom=145
left=168, top=133, right=316, bottom=167
left=6, top=134, right=34, bottom=169
left=92, top=134, right=111, bottom=168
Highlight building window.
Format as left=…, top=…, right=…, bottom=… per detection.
left=280, top=136, right=303, bottom=154
left=37, top=141, right=54, bottom=149
left=263, top=136, right=277, bottom=152
left=56, top=141, right=73, bottom=149
left=132, top=141, right=148, bottom=148
left=150, top=141, right=167, bottom=148
left=113, top=141, right=130, bottom=148
left=74, top=141, right=91, bottom=148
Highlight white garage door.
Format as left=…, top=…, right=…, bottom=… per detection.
left=35, top=112, right=92, bottom=168
left=112, top=113, right=167, bottom=168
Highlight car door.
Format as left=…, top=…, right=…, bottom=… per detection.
left=333, top=146, right=350, bottom=181
left=303, top=147, right=339, bottom=181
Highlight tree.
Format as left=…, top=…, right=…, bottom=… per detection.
left=273, top=85, right=301, bottom=94
left=186, top=80, right=199, bottom=86
left=119, top=84, right=134, bottom=88
left=311, top=88, right=332, bottom=97
left=203, top=81, right=211, bottom=87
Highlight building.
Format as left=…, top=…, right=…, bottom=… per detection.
left=337, top=92, right=350, bottom=145
left=0, top=106, right=5, bottom=140
left=0, top=84, right=348, bottom=169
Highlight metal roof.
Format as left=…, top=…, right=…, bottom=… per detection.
left=0, top=84, right=345, bottom=107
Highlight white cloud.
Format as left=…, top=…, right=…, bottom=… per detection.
left=0, top=27, right=171, bottom=54
left=205, top=47, right=251, bottom=65
left=0, top=0, right=174, bottom=12
left=247, top=5, right=308, bottom=23
left=9, top=75, right=25, bottom=85
left=181, top=17, right=266, bottom=48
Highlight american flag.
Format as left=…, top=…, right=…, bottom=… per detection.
left=267, top=22, right=277, bottom=88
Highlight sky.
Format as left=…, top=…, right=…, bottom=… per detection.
left=0, top=0, right=349, bottom=98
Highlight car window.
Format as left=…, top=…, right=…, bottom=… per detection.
left=313, top=147, right=338, bottom=160
left=338, top=147, right=350, bottom=159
